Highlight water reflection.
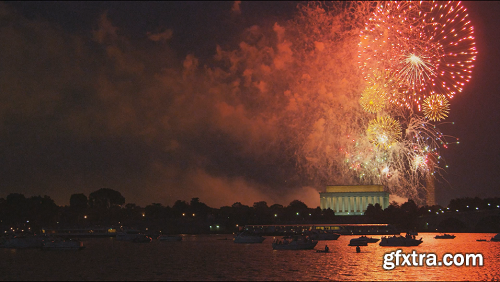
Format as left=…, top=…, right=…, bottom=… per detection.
left=0, top=233, right=498, bottom=280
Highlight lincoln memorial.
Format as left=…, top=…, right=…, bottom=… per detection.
left=319, top=185, right=389, bottom=215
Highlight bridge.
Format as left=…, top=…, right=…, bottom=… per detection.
left=418, top=209, right=500, bottom=232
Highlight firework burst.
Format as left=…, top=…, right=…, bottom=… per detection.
left=366, top=116, right=401, bottom=149
left=359, top=85, right=387, bottom=113
left=359, top=1, right=476, bottom=110
left=422, top=94, right=450, bottom=121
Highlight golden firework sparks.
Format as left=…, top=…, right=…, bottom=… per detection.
left=422, top=94, right=450, bottom=121
left=366, top=116, right=401, bottom=149
left=359, top=85, right=387, bottom=113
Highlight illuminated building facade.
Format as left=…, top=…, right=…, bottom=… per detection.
left=319, top=185, right=389, bottom=215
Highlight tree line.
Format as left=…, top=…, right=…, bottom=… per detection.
left=1, top=188, right=499, bottom=234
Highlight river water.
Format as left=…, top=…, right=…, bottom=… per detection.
left=1, top=233, right=499, bottom=281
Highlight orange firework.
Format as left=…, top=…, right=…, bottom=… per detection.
left=358, top=1, right=476, bottom=111
left=422, top=94, right=450, bottom=121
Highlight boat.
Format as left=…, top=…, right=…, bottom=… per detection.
left=272, top=235, right=318, bottom=250
left=132, top=235, right=152, bottom=243
left=42, top=238, right=85, bottom=250
left=316, top=245, right=331, bottom=253
left=158, top=235, right=182, bottom=242
left=116, top=230, right=146, bottom=241
left=2, top=235, right=46, bottom=249
left=379, top=233, right=423, bottom=247
left=307, top=231, right=340, bottom=241
left=476, top=239, right=487, bottom=242
left=350, top=235, right=379, bottom=244
left=435, top=234, right=456, bottom=239
left=233, top=232, right=265, bottom=243
left=348, top=239, right=368, bottom=246
left=491, top=233, right=500, bottom=242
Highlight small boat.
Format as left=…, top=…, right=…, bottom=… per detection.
left=307, top=231, right=340, bottom=241
left=435, top=234, right=456, bottom=239
left=42, top=239, right=85, bottom=250
left=491, top=233, right=500, bottom=242
left=350, top=235, right=379, bottom=244
left=158, top=235, right=182, bottom=242
left=2, top=235, right=46, bottom=249
left=272, top=235, right=318, bottom=250
left=233, top=232, right=265, bottom=244
left=132, top=235, right=152, bottom=243
left=316, top=245, right=331, bottom=253
left=476, top=239, right=487, bottom=242
left=116, top=230, right=146, bottom=241
left=348, top=239, right=368, bottom=246
left=379, top=233, right=423, bottom=247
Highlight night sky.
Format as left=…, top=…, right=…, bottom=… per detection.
left=0, top=1, right=499, bottom=208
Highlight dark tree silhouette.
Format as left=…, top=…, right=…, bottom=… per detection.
left=288, top=200, right=308, bottom=210
left=365, top=203, right=384, bottom=221
left=70, top=193, right=88, bottom=212
left=190, top=198, right=210, bottom=216
left=145, top=203, right=165, bottom=219
left=88, top=188, right=125, bottom=209
left=270, top=204, right=284, bottom=210
left=253, top=201, right=269, bottom=210
left=172, top=200, right=190, bottom=216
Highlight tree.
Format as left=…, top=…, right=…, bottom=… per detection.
left=27, top=195, right=59, bottom=229
left=145, top=203, right=165, bottom=219
left=288, top=200, right=308, bottom=210
left=70, top=193, right=88, bottom=211
left=401, top=199, right=418, bottom=214
left=190, top=198, right=210, bottom=216
left=365, top=203, right=384, bottom=221
left=270, top=204, right=284, bottom=210
left=232, top=202, right=249, bottom=209
left=253, top=201, right=269, bottom=210
left=172, top=200, right=190, bottom=216
left=88, top=188, right=125, bottom=209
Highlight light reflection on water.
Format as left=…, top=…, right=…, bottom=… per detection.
left=0, top=233, right=499, bottom=281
